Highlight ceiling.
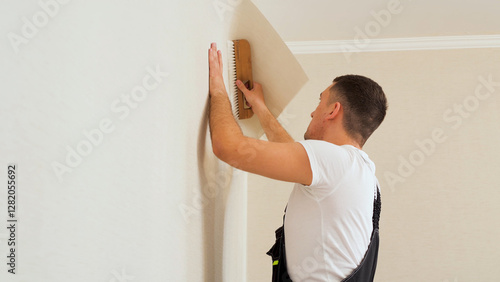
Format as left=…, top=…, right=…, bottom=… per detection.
left=252, top=0, right=500, bottom=42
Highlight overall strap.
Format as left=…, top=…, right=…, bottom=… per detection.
left=266, top=205, right=292, bottom=282
left=342, top=185, right=381, bottom=282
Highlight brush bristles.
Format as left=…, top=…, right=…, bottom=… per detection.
left=227, top=40, right=239, bottom=119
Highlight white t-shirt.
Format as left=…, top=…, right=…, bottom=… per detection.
left=285, top=140, right=378, bottom=281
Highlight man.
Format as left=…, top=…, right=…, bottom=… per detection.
left=208, top=43, right=387, bottom=281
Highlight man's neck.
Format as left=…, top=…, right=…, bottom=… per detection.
left=321, top=131, right=362, bottom=150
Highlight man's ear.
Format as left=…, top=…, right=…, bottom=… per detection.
left=326, top=102, right=341, bottom=120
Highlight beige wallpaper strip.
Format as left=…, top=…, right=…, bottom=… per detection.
left=227, top=0, right=309, bottom=138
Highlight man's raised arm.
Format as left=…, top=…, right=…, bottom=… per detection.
left=208, top=43, right=312, bottom=186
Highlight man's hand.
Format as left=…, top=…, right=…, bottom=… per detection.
left=209, top=43, right=227, bottom=97
left=236, top=80, right=265, bottom=113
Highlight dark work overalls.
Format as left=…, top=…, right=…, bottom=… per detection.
left=267, top=187, right=381, bottom=282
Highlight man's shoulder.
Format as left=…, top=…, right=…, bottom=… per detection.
left=298, top=140, right=374, bottom=169
left=298, top=139, right=352, bottom=156
left=297, top=140, right=354, bottom=172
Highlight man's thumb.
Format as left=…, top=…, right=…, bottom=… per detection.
left=236, top=80, right=249, bottom=93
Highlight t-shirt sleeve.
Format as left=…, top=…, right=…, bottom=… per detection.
left=298, top=140, right=351, bottom=197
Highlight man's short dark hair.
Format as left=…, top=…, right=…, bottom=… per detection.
left=329, top=75, right=388, bottom=146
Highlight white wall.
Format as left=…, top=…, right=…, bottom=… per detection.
left=0, top=1, right=233, bottom=281
left=1, top=1, right=308, bottom=281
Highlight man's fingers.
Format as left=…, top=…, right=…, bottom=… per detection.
left=209, top=43, right=223, bottom=76
left=209, top=45, right=216, bottom=66
left=218, top=50, right=223, bottom=71
left=236, top=80, right=248, bottom=92
left=236, top=80, right=253, bottom=107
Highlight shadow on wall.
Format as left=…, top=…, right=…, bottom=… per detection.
left=197, top=86, right=239, bottom=280
left=197, top=94, right=218, bottom=281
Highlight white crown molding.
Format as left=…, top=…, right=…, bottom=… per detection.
left=286, top=35, right=500, bottom=54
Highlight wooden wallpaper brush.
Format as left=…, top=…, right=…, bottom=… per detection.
left=228, top=39, right=254, bottom=119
